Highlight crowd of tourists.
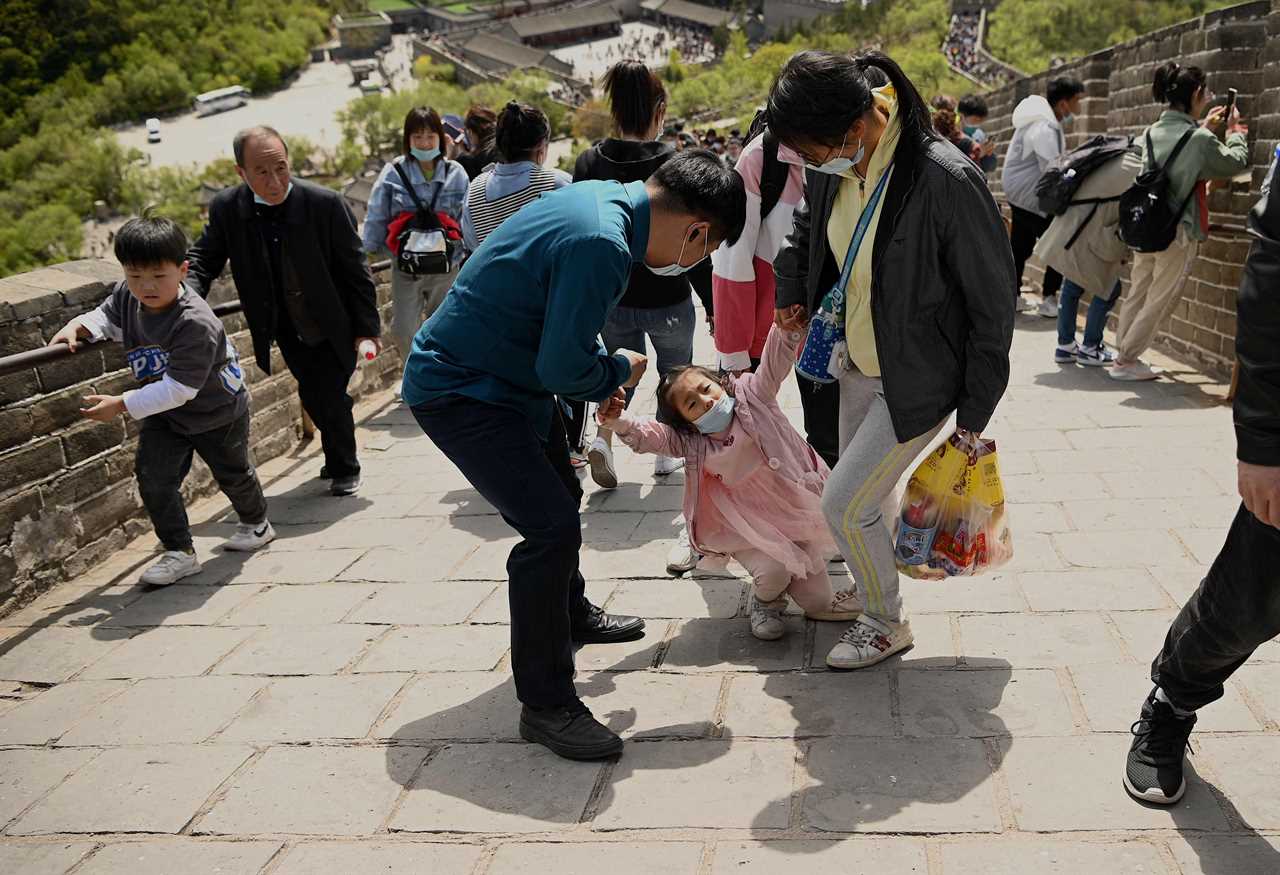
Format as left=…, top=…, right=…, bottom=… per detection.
left=46, top=46, right=1278, bottom=814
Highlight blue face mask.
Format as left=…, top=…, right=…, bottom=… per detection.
left=411, top=146, right=440, bottom=162
left=647, top=225, right=709, bottom=277
left=253, top=181, right=293, bottom=206
left=808, top=131, right=864, bottom=175
left=692, top=393, right=735, bottom=435
left=962, top=124, right=978, bottom=137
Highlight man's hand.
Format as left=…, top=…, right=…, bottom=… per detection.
left=774, top=305, right=808, bottom=332
left=49, top=322, right=88, bottom=353
left=1239, top=461, right=1280, bottom=529
left=597, top=388, right=626, bottom=426
left=80, top=394, right=126, bottom=422
left=619, top=349, right=648, bottom=388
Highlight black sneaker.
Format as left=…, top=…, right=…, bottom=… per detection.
left=519, top=702, right=623, bottom=760
left=331, top=473, right=361, bottom=496
left=318, top=465, right=331, bottom=480
left=1124, top=688, right=1196, bottom=805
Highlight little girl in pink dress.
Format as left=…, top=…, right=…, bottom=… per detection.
left=601, top=325, right=860, bottom=640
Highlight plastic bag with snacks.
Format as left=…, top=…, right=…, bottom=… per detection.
left=893, top=432, right=1013, bottom=579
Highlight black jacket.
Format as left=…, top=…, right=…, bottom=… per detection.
left=573, top=138, right=712, bottom=313
left=1235, top=169, right=1280, bottom=465
left=774, top=133, right=1015, bottom=441
left=458, top=145, right=500, bottom=181
left=187, top=180, right=380, bottom=374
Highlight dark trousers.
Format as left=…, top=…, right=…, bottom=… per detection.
left=412, top=394, right=591, bottom=709
left=136, top=409, right=268, bottom=551
left=1009, top=205, right=1063, bottom=300
left=563, top=398, right=589, bottom=454
left=276, top=329, right=360, bottom=478
left=798, top=374, right=841, bottom=469
left=1152, top=505, right=1280, bottom=711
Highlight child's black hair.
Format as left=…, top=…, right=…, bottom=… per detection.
left=655, top=364, right=732, bottom=434
left=113, top=215, right=189, bottom=268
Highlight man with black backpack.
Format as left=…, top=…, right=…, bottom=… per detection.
left=1109, top=62, right=1248, bottom=381
left=711, top=113, right=841, bottom=467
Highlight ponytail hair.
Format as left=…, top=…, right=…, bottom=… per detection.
left=765, top=49, right=936, bottom=150
left=602, top=60, right=666, bottom=138
left=495, top=101, right=551, bottom=163
left=1152, top=61, right=1206, bottom=113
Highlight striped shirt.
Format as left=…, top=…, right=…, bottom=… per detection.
left=461, top=162, right=571, bottom=251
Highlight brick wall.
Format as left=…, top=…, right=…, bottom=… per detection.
left=0, top=260, right=401, bottom=614
left=981, top=0, right=1277, bottom=377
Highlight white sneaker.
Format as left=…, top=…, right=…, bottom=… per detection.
left=223, top=520, right=276, bottom=552
left=1109, top=360, right=1161, bottom=382
left=1054, top=343, right=1079, bottom=364
left=826, top=615, right=913, bottom=670
left=1076, top=343, right=1116, bottom=367
left=654, top=454, right=685, bottom=477
left=665, top=528, right=700, bottom=576
left=1038, top=297, right=1059, bottom=318
left=392, top=380, right=403, bottom=400
left=805, top=587, right=863, bottom=621
left=750, top=595, right=787, bottom=640
left=587, top=437, right=618, bottom=489
left=1015, top=295, right=1036, bottom=313
left=139, top=550, right=201, bottom=586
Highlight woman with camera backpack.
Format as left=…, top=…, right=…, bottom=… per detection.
left=1110, top=62, right=1248, bottom=382
left=363, top=107, right=469, bottom=394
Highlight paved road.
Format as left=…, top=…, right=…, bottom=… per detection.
left=3, top=309, right=1279, bottom=872
left=553, top=22, right=713, bottom=83
left=114, top=61, right=366, bottom=169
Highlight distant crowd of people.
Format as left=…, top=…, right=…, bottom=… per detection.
left=942, top=10, right=1010, bottom=84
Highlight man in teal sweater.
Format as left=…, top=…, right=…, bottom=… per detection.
left=404, top=151, right=745, bottom=760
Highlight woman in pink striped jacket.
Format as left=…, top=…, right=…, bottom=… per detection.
left=711, top=129, right=840, bottom=468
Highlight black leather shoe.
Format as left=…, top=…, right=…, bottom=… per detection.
left=571, top=604, right=645, bottom=644
left=520, top=703, right=622, bottom=760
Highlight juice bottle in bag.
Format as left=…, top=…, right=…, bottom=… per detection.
left=895, top=482, right=940, bottom=565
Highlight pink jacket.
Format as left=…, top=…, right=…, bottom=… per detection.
left=613, top=326, right=828, bottom=555
left=710, top=135, right=806, bottom=372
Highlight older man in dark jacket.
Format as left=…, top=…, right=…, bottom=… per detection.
left=187, top=126, right=380, bottom=496
left=1124, top=155, right=1280, bottom=807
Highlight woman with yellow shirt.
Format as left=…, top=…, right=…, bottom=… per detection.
left=770, top=50, right=1016, bottom=670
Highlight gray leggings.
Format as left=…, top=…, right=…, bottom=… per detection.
left=390, top=269, right=452, bottom=356
left=820, top=368, right=946, bottom=622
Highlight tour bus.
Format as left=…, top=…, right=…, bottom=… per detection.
left=193, top=85, right=250, bottom=117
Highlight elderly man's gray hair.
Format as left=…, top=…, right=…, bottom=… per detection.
left=233, top=126, right=288, bottom=167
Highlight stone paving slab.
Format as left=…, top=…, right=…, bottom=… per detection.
left=218, top=582, right=380, bottom=625
left=57, top=676, right=264, bottom=745
left=271, top=841, right=483, bottom=874
left=353, top=625, right=510, bottom=673
left=0, top=841, right=95, bottom=875
left=214, top=673, right=410, bottom=743
left=489, top=841, right=704, bottom=874
left=0, top=627, right=133, bottom=684
left=344, top=582, right=498, bottom=625
left=711, top=839, right=928, bottom=873
left=0, top=748, right=99, bottom=828
left=72, top=839, right=282, bottom=875
left=212, top=624, right=383, bottom=676
left=76, top=626, right=254, bottom=679
left=197, top=746, right=425, bottom=836
left=0, top=680, right=129, bottom=745
left=937, top=839, right=1168, bottom=873
left=8, top=745, right=251, bottom=835
left=896, top=667, right=1075, bottom=737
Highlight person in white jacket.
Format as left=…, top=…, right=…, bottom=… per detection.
left=1001, top=77, right=1084, bottom=317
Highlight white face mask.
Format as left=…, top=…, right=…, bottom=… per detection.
left=808, top=130, right=865, bottom=175
left=647, top=225, right=709, bottom=277
left=692, top=393, right=735, bottom=434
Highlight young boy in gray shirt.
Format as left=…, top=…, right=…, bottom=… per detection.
left=50, top=216, right=275, bottom=585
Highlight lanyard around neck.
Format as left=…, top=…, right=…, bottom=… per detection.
left=837, top=166, right=893, bottom=293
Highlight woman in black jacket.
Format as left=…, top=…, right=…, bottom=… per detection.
left=768, top=50, right=1015, bottom=671
left=572, top=59, right=712, bottom=575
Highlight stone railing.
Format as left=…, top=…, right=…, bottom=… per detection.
left=982, top=0, right=1279, bottom=377
left=0, top=260, right=401, bottom=614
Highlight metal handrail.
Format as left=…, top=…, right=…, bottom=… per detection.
left=0, top=259, right=391, bottom=380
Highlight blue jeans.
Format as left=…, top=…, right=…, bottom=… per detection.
left=1058, top=278, right=1121, bottom=348
left=600, top=297, right=696, bottom=406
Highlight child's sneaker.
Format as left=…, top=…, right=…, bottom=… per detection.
left=1054, top=343, right=1079, bottom=364
left=587, top=437, right=617, bottom=489
left=826, top=615, right=913, bottom=670
left=140, top=550, right=201, bottom=586
left=1076, top=342, right=1116, bottom=367
left=749, top=596, right=787, bottom=641
left=805, top=588, right=862, bottom=621
left=654, top=454, right=684, bottom=477
left=224, top=520, right=276, bottom=552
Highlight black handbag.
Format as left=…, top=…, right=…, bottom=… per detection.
left=391, top=159, right=455, bottom=276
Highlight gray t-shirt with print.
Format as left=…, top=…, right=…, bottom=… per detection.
left=100, top=281, right=249, bottom=434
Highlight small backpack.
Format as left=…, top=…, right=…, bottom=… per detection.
left=390, top=159, right=456, bottom=275
left=1034, top=134, right=1133, bottom=216
left=745, top=108, right=791, bottom=223
left=1118, top=127, right=1198, bottom=253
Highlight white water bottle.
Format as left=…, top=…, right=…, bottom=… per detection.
left=357, top=339, right=378, bottom=362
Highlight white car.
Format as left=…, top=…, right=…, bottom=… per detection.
left=146, top=118, right=161, bottom=143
